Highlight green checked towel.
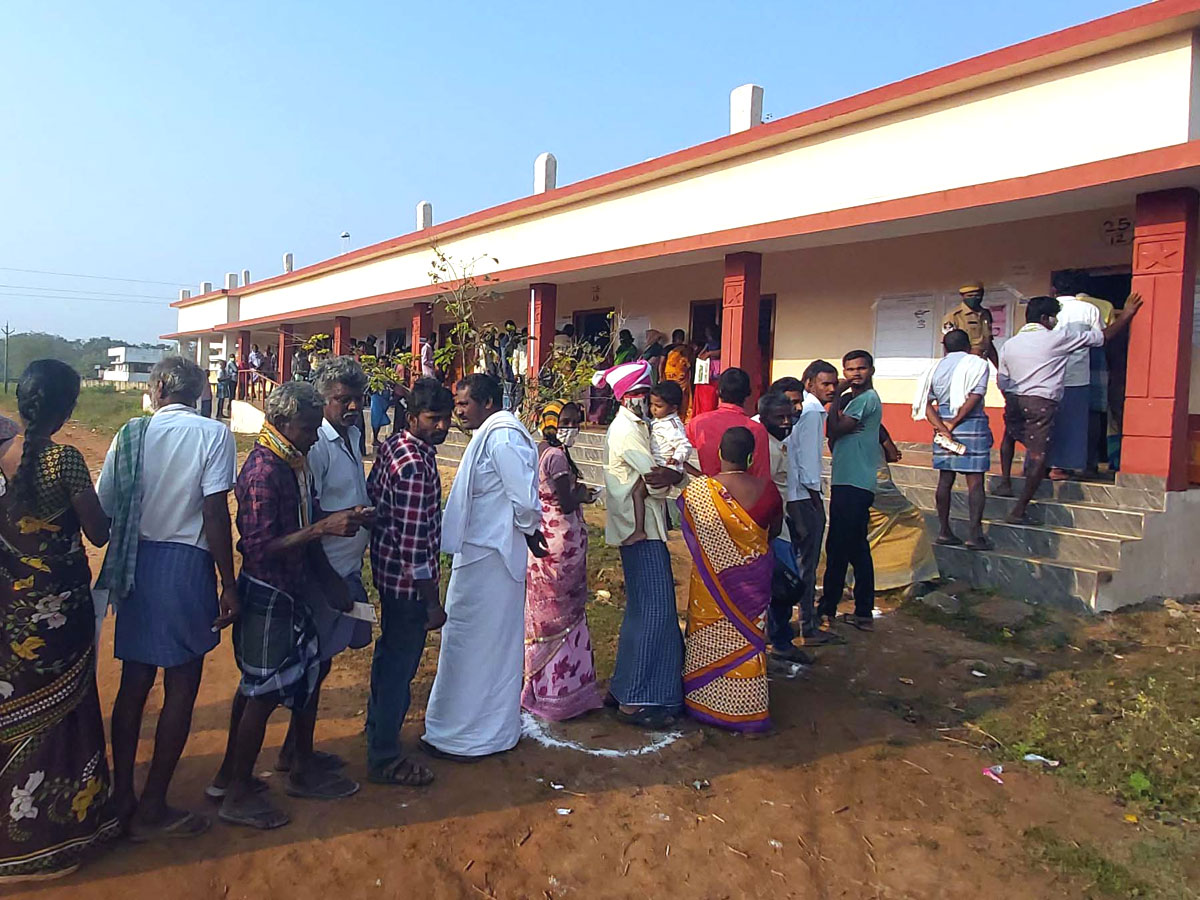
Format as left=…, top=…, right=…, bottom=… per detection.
left=95, top=415, right=152, bottom=610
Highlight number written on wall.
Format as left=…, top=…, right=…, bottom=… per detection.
left=1102, top=217, right=1133, bottom=246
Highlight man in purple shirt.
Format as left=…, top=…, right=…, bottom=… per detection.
left=211, top=382, right=371, bottom=830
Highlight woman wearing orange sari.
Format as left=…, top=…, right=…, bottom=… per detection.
left=678, top=426, right=781, bottom=733
left=662, top=330, right=693, bottom=421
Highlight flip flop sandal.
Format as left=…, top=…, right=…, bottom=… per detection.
left=840, top=613, right=875, bottom=632
left=418, top=738, right=484, bottom=764
left=769, top=646, right=813, bottom=665
left=218, top=795, right=290, bottom=831
left=368, top=757, right=435, bottom=787
left=965, top=539, right=994, bottom=552
left=129, top=809, right=211, bottom=842
left=204, top=776, right=270, bottom=801
left=615, top=706, right=677, bottom=729
left=935, top=535, right=964, bottom=546
left=285, top=771, right=360, bottom=800
left=275, top=750, right=346, bottom=773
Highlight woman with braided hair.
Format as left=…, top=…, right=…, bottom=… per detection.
left=0, top=360, right=119, bottom=882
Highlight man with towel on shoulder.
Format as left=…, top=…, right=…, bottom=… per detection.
left=915, top=329, right=993, bottom=549
left=421, top=373, right=548, bottom=761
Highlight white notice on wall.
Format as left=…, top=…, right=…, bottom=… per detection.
left=873, top=294, right=938, bottom=377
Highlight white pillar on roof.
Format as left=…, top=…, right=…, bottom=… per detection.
left=224, top=272, right=238, bottom=291
left=283, top=252, right=294, bottom=273
left=178, top=289, right=191, bottom=302
left=729, top=84, right=764, bottom=133
left=416, top=201, right=433, bottom=230
left=534, top=152, right=557, bottom=194
left=242, top=269, right=251, bottom=287
left=200, top=281, right=212, bottom=294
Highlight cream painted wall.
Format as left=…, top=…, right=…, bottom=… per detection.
left=768, top=207, right=1134, bottom=406
left=203, top=32, right=1193, bottom=332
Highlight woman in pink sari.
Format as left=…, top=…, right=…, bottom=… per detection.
left=523, top=401, right=604, bottom=720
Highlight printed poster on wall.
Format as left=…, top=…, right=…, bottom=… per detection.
left=872, top=294, right=939, bottom=377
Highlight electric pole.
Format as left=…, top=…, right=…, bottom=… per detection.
left=1, top=323, right=11, bottom=394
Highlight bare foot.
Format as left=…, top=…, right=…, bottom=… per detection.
left=992, top=480, right=1015, bottom=498
left=621, top=530, right=647, bottom=547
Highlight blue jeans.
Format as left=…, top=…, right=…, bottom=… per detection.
left=365, top=587, right=428, bottom=771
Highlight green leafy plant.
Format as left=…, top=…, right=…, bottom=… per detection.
left=428, top=246, right=502, bottom=380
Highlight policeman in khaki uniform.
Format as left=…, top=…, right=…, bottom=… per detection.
left=942, top=281, right=997, bottom=365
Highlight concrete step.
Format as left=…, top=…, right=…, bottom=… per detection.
left=918, top=511, right=1125, bottom=569
left=932, top=542, right=1112, bottom=610
left=883, top=463, right=1164, bottom=511
left=897, top=483, right=1145, bottom=538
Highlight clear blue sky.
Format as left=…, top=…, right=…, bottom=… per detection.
left=0, top=0, right=1135, bottom=341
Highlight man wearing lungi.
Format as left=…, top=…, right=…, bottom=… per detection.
left=99, top=356, right=238, bottom=840
left=421, top=374, right=547, bottom=761
left=212, top=382, right=370, bottom=829
left=599, top=360, right=686, bottom=728
left=266, top=357, right=375, bottom=777
left=997, top=294, right=1143, bottom=524
left=1049, top=271, right=1105, bottom=481
left=920, top=329, right=993, bottom=550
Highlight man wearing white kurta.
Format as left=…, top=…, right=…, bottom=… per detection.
left=422, top=373, right=546, bottom=759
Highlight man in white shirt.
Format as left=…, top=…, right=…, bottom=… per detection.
left=599, top=360, right=684, bottom=728
left=420, top=335, right=437, bottom=380
left=268, top=356, right=375, bottom=775
left=783, top=361, right=840, bottom=650
left=100, top=356, right=237, bottom=840
left=997, top=294, right=1142, bottom=523
left=422, top=374, right=547, bottom=760
left=1049, top=270, right=1104, bottom=480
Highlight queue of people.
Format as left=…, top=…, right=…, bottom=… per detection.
left=0, top=283, right=1147, bottom=882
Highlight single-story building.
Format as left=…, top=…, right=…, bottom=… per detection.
left=166, top=0, right=1200, bottom=609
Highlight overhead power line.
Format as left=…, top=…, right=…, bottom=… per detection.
left=0, top=266, right=190, bottom=287
left=0, top=283, right=173, bottom=300
left=0, top=291, right=166, bottom=307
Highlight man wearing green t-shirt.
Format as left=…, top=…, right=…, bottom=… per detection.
left=819, top=349, right=882, bottom=632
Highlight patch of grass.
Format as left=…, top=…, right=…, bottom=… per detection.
left=980, top=665, right=1200, bottom=817
left=901, top=590, right=1061, bottom=648
left=1024, top=826, right=1150, bottom=898
left=0, top=384, right=145, bottom=437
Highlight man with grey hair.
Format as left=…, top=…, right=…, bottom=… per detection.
left=98, top=355, right=238, bottom=840
left=210, top=381, right=369, bottom=830
left=271, top=356, right=373, bottom=775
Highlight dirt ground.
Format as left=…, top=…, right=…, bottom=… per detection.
left=8, top=418, right=1198, bottom=900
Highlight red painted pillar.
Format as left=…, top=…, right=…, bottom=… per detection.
left=1124, top=188, right=1197, bottom=491
left=530, top=282, right=557, bottom=380
left=236, top=330, right=251, bottom=400
left=411, top=302, right=433, bottom=378
left=278, top=324, right=294, bottom=382
left=333, top=316, right=351, bottom=356
left=721, top=252, right=762, bottom=397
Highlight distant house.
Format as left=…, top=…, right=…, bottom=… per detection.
left=100, top=347, right=166, bottom=384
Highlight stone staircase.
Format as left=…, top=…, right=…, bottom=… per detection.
left=436, top=428, right=1167, bottom=611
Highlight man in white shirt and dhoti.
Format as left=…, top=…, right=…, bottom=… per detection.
left=421, top=374, right=547, bottom=761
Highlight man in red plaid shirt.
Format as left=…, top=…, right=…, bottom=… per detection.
left=364, top=378, right=454, bottom=786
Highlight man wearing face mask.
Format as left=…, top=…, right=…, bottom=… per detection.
left=752, top=392, right=809, bottom=663
left=596, top=361, right=685, bottom=729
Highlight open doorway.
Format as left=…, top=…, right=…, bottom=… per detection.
left=688, top=296, right=776, bottom=393
left=1051, top=266, right=1133, bottom=472
left=572, top=307, right=614, bottom=360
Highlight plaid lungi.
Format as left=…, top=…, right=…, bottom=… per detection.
left=932, top=406, right=993, bottom=473
left=233, top=574, right=320, bottom=709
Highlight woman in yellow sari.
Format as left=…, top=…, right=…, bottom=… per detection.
left=679, top=427, right=781, bottom=733
left=662, top=329, right=693, bottom=421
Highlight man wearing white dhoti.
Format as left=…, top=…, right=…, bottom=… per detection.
left=421, top=374, right=547, bottom=760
